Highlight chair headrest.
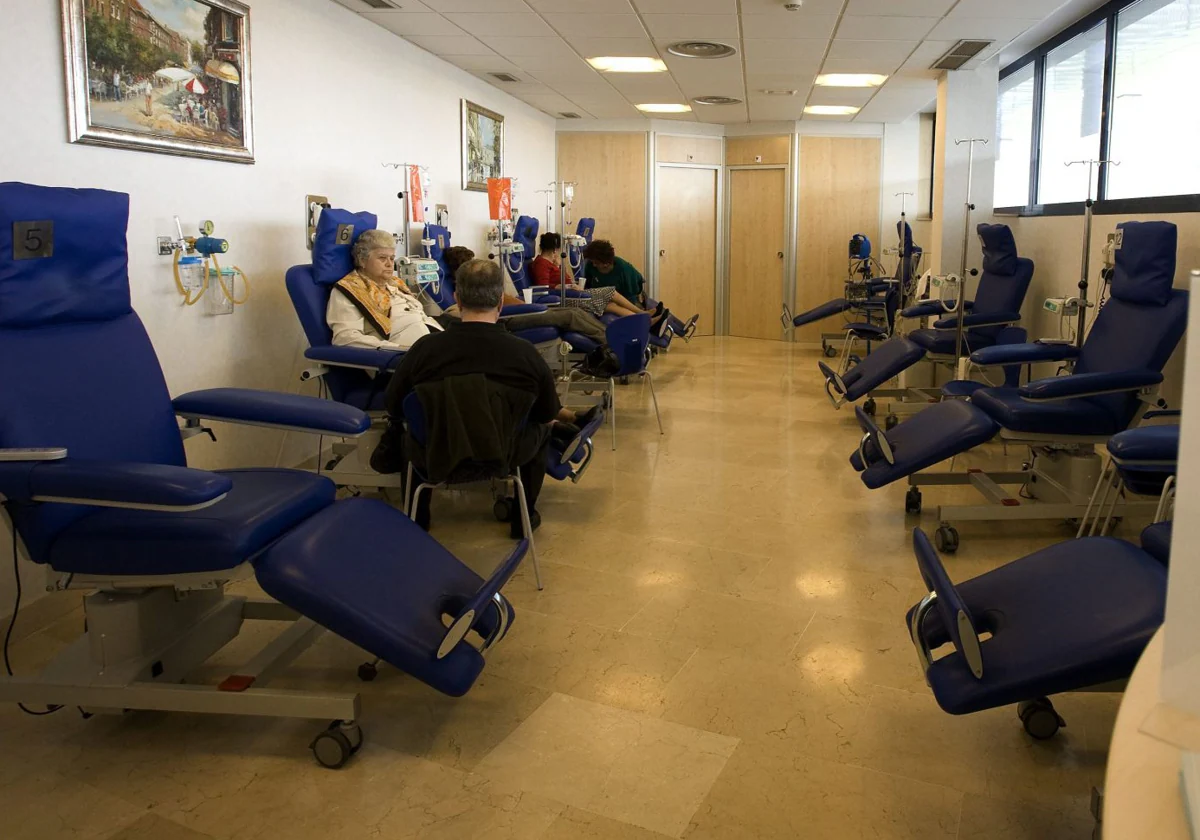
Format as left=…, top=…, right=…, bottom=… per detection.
left=977, top=224, right=1018, bottom=275
left=425, top=224, right=451, bottom=258
left=313, top=207, right=377, bottom=285
left=515, top=215, right=538, bottom=254
left=897, top=220, right=913, bottom=255
left=577, top=218, right=595, bottom=242
left=1112, top=221, right=1177, bottom=307
left=0, top=182, right=132, bottom=328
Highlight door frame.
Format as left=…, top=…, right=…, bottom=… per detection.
left=653, top=161, right=725, bottom=335
left=724, top=163, right=793, bottom=340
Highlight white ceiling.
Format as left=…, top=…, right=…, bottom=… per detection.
left=334, top=0, right=1101, bottom=124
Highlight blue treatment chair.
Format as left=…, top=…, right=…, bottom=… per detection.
left=421, top=223, right=458, bottom=311
left=567, top=314, right=663, bottom=450
left=851, top=221, right=1186, bottom=552
left=287, top=209, right=407, bottom=489
left=1141, top=520, right=1172, bottom=565
left=0, top=182, right=526, bottom=767
left=905, top=527, right=1165, bottom=739
left=821, top=224, right=1032, bottom=419
left=1078, top=422, right=1179, bottom=537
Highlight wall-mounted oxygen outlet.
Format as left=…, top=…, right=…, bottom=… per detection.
left=435, top=204, right=449, bottom=227
left=157, top=236, right=176, bottom=256
left=306, top=194, right=329, bottom=250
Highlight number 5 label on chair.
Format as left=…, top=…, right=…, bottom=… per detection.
left=13, top=221, right=54, bottom=259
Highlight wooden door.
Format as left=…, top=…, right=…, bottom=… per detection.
left=728, top=168, right=787, bottom=340
left=657, top=166, right=718, bottom=337
left=795, top=137, right=882, bottom=344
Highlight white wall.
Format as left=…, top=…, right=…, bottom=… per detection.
left=0, top=0, right=557, bottom=618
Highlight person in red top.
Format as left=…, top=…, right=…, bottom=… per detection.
left=529, top=233, right=665, bottom=325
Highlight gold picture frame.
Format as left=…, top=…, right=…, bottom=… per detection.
left=461, top=99, right=504, bottom=192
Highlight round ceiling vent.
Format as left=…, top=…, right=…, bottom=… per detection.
left=667, top=41, right=738, bottom=59
left=693, top=96, right=743, bottom=106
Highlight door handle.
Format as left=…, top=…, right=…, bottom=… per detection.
left=777, top=251, right=784, bottom=259
left=659, top=249, right=666, bottom=257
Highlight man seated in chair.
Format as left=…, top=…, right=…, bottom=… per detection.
left=383, top=259, right=567, bottom=537
left=583, top=238, right=699, bottom=339
left=327, top=229, right=444, bottom=351
left=439, top=245, right=613, bottom=346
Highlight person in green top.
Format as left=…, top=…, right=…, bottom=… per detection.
left=582, top=239, right=699, bottom=339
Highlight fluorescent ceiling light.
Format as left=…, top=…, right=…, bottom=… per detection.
left=805, top=105, right=860, bottom=116
left=587, top=56, right=667, bottom=73
left=815, top=73, right=888, bottom=88
left=637, top=103, right=692, bottom=113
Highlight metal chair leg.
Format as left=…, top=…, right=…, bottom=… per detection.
left=512, top=473, right=543, bottom=591
left=646, top=372, right=663, bottom=434
left=609, top=377, right=617, bottom=450
left=403, top=462, right=414, bottom=517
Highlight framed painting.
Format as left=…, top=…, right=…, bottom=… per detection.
left=61, top=0, right=254, bottom=163
left=461, top=99, right=504, bottom=192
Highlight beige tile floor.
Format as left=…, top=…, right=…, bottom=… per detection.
left=0, top=337, right=1121, bottom=839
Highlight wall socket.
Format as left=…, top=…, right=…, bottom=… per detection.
left=306, top=194, right=329, bottom=250
left=157, top=236, right=176, bottom=256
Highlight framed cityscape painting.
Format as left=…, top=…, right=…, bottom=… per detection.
left=461, top=99, right=504, bottom=192
left=61, top=0, right=255, bottom=163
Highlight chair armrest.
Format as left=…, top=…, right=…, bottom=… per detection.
left=902, top=300, right=956, bottom=319
left=969, top=341, right=1080, bottom=367
left=854, top=405, right=894, bottom=467
left=173, top=389, right=370, bottom=436
left=303, top=345, right=404, bottom=373
left=437, top=540, right=528, bottom=659
left=932, top=311, right=1021, bottom=330
left=501, top=304, right=548, bottom=316
left=1019, top=370, right=1164, bottom=402
left=0, top=456, right=232, bottom=511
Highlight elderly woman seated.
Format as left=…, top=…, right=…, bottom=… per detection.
left=327, top=229, right=443, bottom=351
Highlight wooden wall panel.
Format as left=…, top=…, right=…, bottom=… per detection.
left=656, top=135, right=724, bottom=165
left=726, top=135, right=790, bottom=166
left=795, top=136, right=882, bottom=345
left=556, top=132, right=647, bottom=266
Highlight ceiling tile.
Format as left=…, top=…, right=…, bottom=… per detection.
left=800, top=112, right=856, bottom=121
left=445, top=13, right=556, bottom=38
left=740, top=0, right=843, bottom=14
left=641, top=14, right=740, bottom=40
left=527, top=0, right=634, bottom=12
left=606, top=75, right=685, bottom=98
left=510, top=53, right=580, bottom=71
left=519, top=92, right=584, bottom=113
left=361, top=12, right=466, bottom=37
left=471, top=74, right=553, bottom=94
left=746, top=73, right=816, bottom=92
left=807, top=86, right=876, bottom=107
left=826, top=40, right=917, bottom=64
left=691, top=102, right=748, bottom=123
left=406, top=34, right=493, bottom=55
left=675, top=74, right=744, bottom=96
left=332, top=0, right=434, bottom=12
left=543, top=14, right=649, bottom=38
left=897, top=39, right=956, bottom=73
left=835, top=16, right=938, bottom=41
left=845, top=0, right=955, bottom=15
left=741, top=14, right=839, bottom=40
left=743, top=39, right=829, bottom=62
left=952, top=0, right=1069, bottom=18
left=574, top=102, right=642, bottom=118
left=528, top=63, right=603, bottom=84
left=564, top=36, right=658, bottom=56
left=633, top=0, right=735, bottom=11
left=442, top=54, right=519, bottom=71
left=483, top=36, right=580, bottom=56
left=654, top=110, right=699, bottom=121
left=420, top=0, right=530, bottom=12
left=820, top=56, right=905, bottom=74
left=925, top=16, right=1042, bottom=43
left=748, top=97, right=806, bottom=121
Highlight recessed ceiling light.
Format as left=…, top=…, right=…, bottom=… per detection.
left=587, top=56, right=667, bottom=73
left=805, top=105, right=861, bottom=116
left=693, top=96, right=743, bottom=105
left=815, top=73, right=888, bottom=88
left=760, top=89, right=797, bottom=96
left=637, top=103, right=692, bottom=113
left=666, top=41, right=737, bottom=60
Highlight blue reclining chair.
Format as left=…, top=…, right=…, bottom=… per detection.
left=906, top=527, right=1165, bottom=739
left=566, top=314, right=662, bottom=450
left=851, top=221, right=1186, bottom=552
left=421, top=223, right=458, bottom=311
left=287, top=208, right=407, bottom=489
left=1079, top=422, right=1179, bottom=537
left=821, top=224, right=1032, bottom=419
left=0, top=182, right=526, bottom=767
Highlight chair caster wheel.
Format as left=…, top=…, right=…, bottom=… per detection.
left=823, top=343, right=837, bottom=358
left=1018, top=698, right=1065, bottom=740
left=848, top=355, right=862, bottom=367
left=885, top=414, right=899, bottom=431
left=357, top=661, right=378, bottom=682
left=311, top=721, right=364, bottom=769
left=934, top=525, right=959, bottom=554
left=905, top=488, right=922, bottom=516
left=325, top=457, right=342, bottom=471
left=493, top=498, right=513, bottom=522
left=863, top=398, right=877, bottom=416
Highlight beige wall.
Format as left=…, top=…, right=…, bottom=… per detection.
left=1004, top=212, right=1200, bottom=407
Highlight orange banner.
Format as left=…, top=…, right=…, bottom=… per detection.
left=487, top=178, right=512, bottom=222
left=408, top=165, right=425, bottom=224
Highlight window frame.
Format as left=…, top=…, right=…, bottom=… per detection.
left=996, top=0, right=1200, bottom=217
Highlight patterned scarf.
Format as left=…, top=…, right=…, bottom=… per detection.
left=336, top=270, right=392, bottom=336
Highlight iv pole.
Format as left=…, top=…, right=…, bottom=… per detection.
left=893, top=191, right=914, bottom=304
left=1065, top=158, right=1119, bottom=348
left=952, top=139, right=988, bottom=361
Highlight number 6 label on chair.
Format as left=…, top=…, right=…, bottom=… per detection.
left=13, top=221, right=54, bottom=259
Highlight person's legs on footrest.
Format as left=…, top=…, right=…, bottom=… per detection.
left=510, top=425, right=550, bottom=538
